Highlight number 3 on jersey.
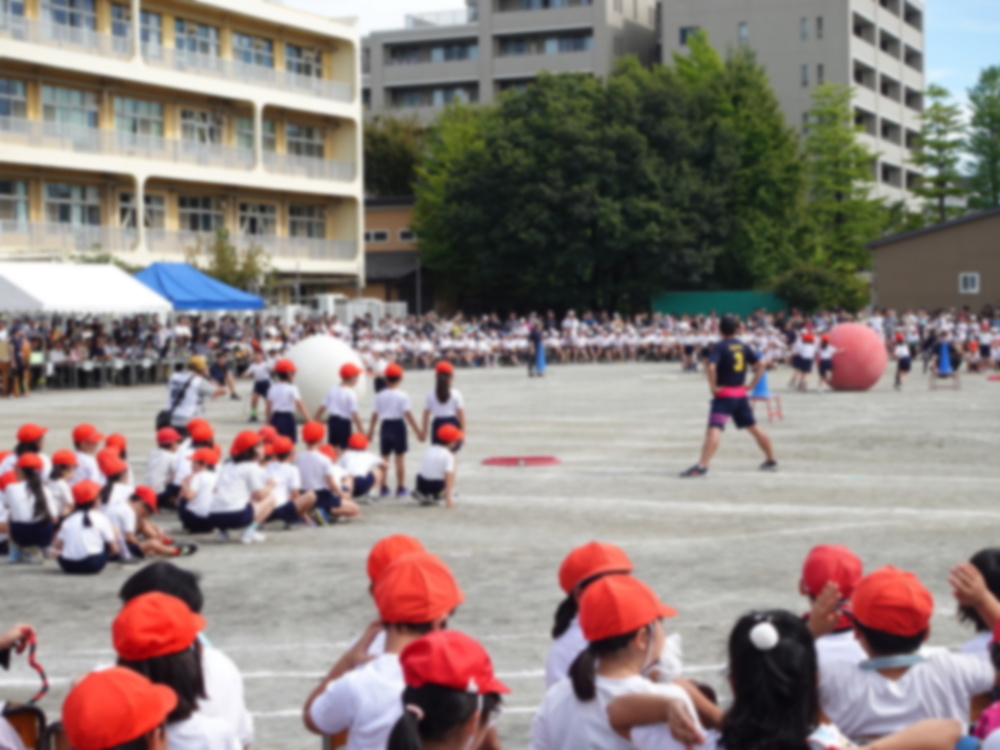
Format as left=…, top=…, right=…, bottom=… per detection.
left=733, top=351, right=745, bottom=372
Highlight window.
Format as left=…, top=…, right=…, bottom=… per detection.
left=42, top=85, right=98, bottom=128
left=140, top=10, right=161, bottom=46
left=738, top=22, right=748, bottom=46
left=233, top=32, right=273, bottom=68
left=959, top=273, right=981, bottom=295
left=0, top=78, right=26, bottom=119
left=679, top=26, right=699, bottom=46
left=110, top=3, right=129, bottom=38
left=119, top=192, right=165, bottom=230
left=174, top=19, right=219, bottom=57
left=114, top=97, right=164, bottom=138
left=430, top=42, right=478, bottom=62
left=800, top=17, right=809, bottom=40
left=234, top=116, right=276, bottom=151
left=816, top=16, right=824, bottom=39
left=178, top=196, right=222, bottom=232
left=286, top=123, right=324, bottom=159
left=47, top=0, right=95, bottom=31
left=367, top=230, right=389, bottom=242
left=238, top=203, right=276, bottom=236
left=287, top=44, right=322, bottom=78
left=817, top=64, right=825, bottom=85
left=0, top=0, right=25, bottom=19
left=801, top=65, right=809, bottom=87
left=399, top=228, right=416, bottom=242
left=180, top=109, right=223, bottom=144
left=802, top=112, right=809, bottom=132
left=545, top=34, right=592, bottom=54
left=44, top=183, right=100, bottom=226
left=289, top=205, right=325, bottom=238
left=0, top=180, right=28, bottom=223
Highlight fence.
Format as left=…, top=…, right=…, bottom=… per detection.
left=651, top=291, right=787, bottom=318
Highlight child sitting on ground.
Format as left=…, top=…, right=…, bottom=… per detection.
left=338, top=433, right=386, bottom=500
left=265, top=436, right=317, bottom=528
left=413, top=424, right=463, bottom=509
left=145, top=427, right=181, bottom=503
left=106, top=485, right=198, bottom=560
left=800, top=545, right=866, bottom=669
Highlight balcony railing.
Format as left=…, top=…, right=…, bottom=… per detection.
left=264, top=152, right=356, bottom=182
left=147, top=229, right=358, bottom=261
left=0, top=221, right=132, bottom=253
left=405, top=7, right=479, bottom=27
left=0, top=11, right=131, bottom=57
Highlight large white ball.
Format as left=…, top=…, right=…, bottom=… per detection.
left=285, top=335, right=364, bottom=416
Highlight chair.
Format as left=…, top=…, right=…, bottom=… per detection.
left=40, top=721, right=70, bottom=750
left=3, top=703, right=47, bottom=749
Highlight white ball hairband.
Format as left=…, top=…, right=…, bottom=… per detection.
left=750, top=620, right=780, bottom=651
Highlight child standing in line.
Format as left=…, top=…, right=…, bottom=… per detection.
left=247, top=349, right=272, bottom=424
left=420, top=361, right=466, bottom=451
left=314, top=362, right=366, bottom=454
left=413, top=425, right=463, bottom=509
left=368, top=364, right=424, bottom=498
left=145, top=427, right=181, bottom=502
left=893, top=332, right=913, bottom=390
left=266, top=359, right=310, bottom=443
left=338, top=433, right=386, bottom=500
left=796, top=332, right=818, bottom=392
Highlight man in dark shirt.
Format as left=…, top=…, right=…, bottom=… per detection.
left=681, top=315, right=777, bottom=477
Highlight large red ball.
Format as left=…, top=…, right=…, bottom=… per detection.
left=828, top=323, right=888, bottom=392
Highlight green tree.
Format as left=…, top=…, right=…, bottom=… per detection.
left=911, top=84, right=968, bottom=222
left=186, top=229, right=271, bottom=292
left=769, top=261, right=868, bottom=313
left=967, top=67, right=1000, bottom=210
left=364, top=115, right=425, bottom=197
left=802, top=84, right=883, bottom=271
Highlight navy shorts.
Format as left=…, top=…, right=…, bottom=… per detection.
left=209, top=504, right=254, bottom=530
left=416, top=476, right=446, bottom=496
left=819, top=360, right=833, bottom=377
left=898, top=357, right=912, bottom=373
left=111, top=542, right=145, bottom=562
left=315, top=489, right=342, bottom=511
left=374, top=377, right=388, bottom=394
left=271, top=412, right=297, bottom=443
left=709, top=397, right=756, bottom=431
left=380, top=419, right=408, bottom=456
left=253, top=380, right=271, bottom=398
left=327, top=416, right=352, bottom=450
left=179, top=501, right=215, bottom=534
left=59, top=553, right=108, bottom=575
left=268, top=500, right=300, bottom=524
left=352, top=473, right=375, bottom=498
left=791, top=355, right=803, bottom=371
left=10, top=520, right=55, bottom=549
left=683, top=345, right=695, bottom=356
left=431, top=417, right=463, bottom=451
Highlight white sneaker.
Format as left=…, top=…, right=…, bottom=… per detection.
left=240, top=530, right=267, bottom=544
left=213, top=530, right=231, bottom=543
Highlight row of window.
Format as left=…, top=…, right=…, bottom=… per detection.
left=0, top=180, right=328, bottom=237
left=499, top=33, right=592, bottom=56
left=364, top=229, right=415, bottom=243
left=390, top=84, right=478, bottom=109
left=498, top=0, right=594, bottom=10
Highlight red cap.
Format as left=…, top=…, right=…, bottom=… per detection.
left=16, top=423, right=47, bottom=443
left=262, top=443, right=276, bottom=458
left=272, top=436, right=294, bottom=456
left=0, top=451, right=8, bottom=465
left=895, top=332, right=905, bottom=342
left=803, top=333, right=815, bottom=343
left=275, top=358, right=296, bottom=374
left=186, top=418, right=209, bottom=435
left=191, top=448, right=218, bottom=467
left=302, top=421, right=325, bottom=444
left=0, top=471, right=16, bottom=491
left=156, top=427, right=182, bottom=446
left=436, top=425, right=464, bottom=444
left=16, top=453, right=43, bottom=471
left=98, top=448, right=127, bottom=478
left=62, top=667, right=177, bottom=750
left=72, top=479, right=102, bottom=505
left=821, top=335, right=830, bottom=344
left=348, top=433, right=369, bottom=451
left=340, top=362, right=362, bottom=379
left=189, top=422, right=215, bottom=444
left=258, top=426, right=279, bottom=444
left=579, top=576, right=677, bottom=642
left=106, top=433, right=127, bottom=451
left=385, top=363, right=404, bottom=379
left=801, top=545, right=863, bottom=599
left=367, top=534, right=425, bottom=582
left=133, top=486, right=158, bottom=513
left=851, top=566, right=934, bottom=637
left=318, top=445, right=337, bottom=461
left=434, top=361, right=454, bottom=375
left=373, top=552, right=464, bottom=623
left=558, top=542, right=634, bottom=594
left=401, top=631, right=509, bottom=695
left=230, top=431, right=262, bottom=457
left=72, top=423, right=104, bottom=445
left=113, top=592, right=206, bottom=661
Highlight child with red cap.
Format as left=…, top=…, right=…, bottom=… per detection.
left=954, top=549, right=1000, bottom=658
left=304, top=552, right=463, bottom=750
left=145, top=427, right=181, bottom=503
left=5, top=453, right=59, bottom=563
left=314, top=362, right=366, bottom=454
left=72, top=423, right=105, bottom=483
left=53, top=480, right=119, bottom=574
left=246, top=349, right=273, bottom=423
left=208, top=431, right=276, bottom=544
left=546, top=542, right=635, bottom=687
left=420, top=361, right=466, bottom=451
left=387, top=630, right=509, bottom=750
left=264, top=436, right=318, bottom=527
left=178, top=448, right=219, bottom=534
left=296, top=423, right=360, bottom=522
left=48, top=449, right=79, bottom=517
left=164, top=420, right=215, bottom=510
left=266, top=359, right=310, bottom=443
left=820, top=566, right=996, bottom=739
left=108, top=486, right=198, bottom=560
left=412, top=424, right=463, bottom=508
left=62, top=667, right=176, bottom=750
left=892, top=332, right=912, bottom=390
left=368, top=364, right=424, bottom=498
left=800, top=545, right=866, bottom=669
left=0, top=422, right=50, bottom=476
left=338, top=433, right=386, bottom=500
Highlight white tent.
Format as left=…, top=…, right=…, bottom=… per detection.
left=0, top=262, right=172, bottom=314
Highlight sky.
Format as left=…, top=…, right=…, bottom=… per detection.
left=288, top=0, right=999, bottom=104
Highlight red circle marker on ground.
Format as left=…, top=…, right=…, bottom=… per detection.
left=482, top=456, right=561, bottom=467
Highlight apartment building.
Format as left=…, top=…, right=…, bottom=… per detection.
left=362, top=0, right=659, bottom=122
left=662, top=0, right=926, bottom=206
left=0, top=0, right=364, bottom=298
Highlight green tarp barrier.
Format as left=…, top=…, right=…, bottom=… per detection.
left=652, top=291, right=787, bottom=317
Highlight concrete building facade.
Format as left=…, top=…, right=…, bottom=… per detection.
left=0, top=0, right=364, bottom=298
left=661, top=0, right=926, bottom=206
left=362, top=0, right=659, bottom=122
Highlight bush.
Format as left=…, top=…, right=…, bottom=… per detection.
left=768, top=262, right=868, bottom=313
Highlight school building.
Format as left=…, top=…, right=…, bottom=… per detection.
left=869, top=208, right=1000, bottom=311
left=0, top=0, right=364, bottom=300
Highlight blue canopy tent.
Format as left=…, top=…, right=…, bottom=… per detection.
left=134, top=263, right=264, bottom=311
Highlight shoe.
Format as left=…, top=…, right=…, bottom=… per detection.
left=759, top=460, right=778, bottom=472
left=396, top=487, right=410, bottom=498
left=175, top=543, right=198, bottom=557
left=240, top=530, right=267, bottom=544
left=379, top=486, right=391, bottom=499
left=213, top=530, right=231, bottom=543
left=249, top=414, right=258, bottom=423
left=23, top=548, right=44, bottom=565
left=413, top=490, right=432, bottom=506
left=230, top=394, right=241, bottom=401
left=311, top=509, right=328, bottom=526
left=680, top=465, right=708, bottom=478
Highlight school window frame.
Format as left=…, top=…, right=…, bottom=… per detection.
left=238, top=202, right=277, bottom=236
left=801, top=64, right=810, bottom=87
left=737, top=21, right=749, bottom=46
left=817, top=63, right=825, bottom=85
left=286, top=43, right=323, bottom=78
left=47, top=0, right=96, bottom=31
left=114, top=97, right=164, bottom=139
left=232, top=31, right=274, bottom=68
left=41, top=84, right=99, bottom=129
left=288, top=205, right=325, bottom=238
left=110, top=2, right=129, bottom=39
left=174, top=18, right=220, bottom=57
left=0, top=78, right=27, bottom=119
left=44, top=182, right=101, bottom=226
left=1, top=0, right=25, bottom=19
left=119, top=192, right=166, bottom=230
left=177, top=195, right=223, bottom=232
left=140, top=10, right=161, bottom=46
left=399, top=228, right=416, bottom=242
left=959, top=272, right=981, bottom=295
left=800, top=17, right=809, bottom=40
left=816, top=16, right=824, bottom=40
left=369, top=229, right=389, bottom=243
left=234, top=116, right=276, bottom=151
left=0, top=179, right=28, bottom=223
left=285, top=123, right=325, bottom=159
left=180, top=108, right=224, bottom=145
left=679, top=26, right=699, bottom=46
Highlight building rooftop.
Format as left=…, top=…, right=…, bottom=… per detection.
left=869, top=207, right=1000, bottom=250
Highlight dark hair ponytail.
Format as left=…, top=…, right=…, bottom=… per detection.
left=435, top=372, right=451, bottom=405
left=387, top=685, right=500, bottom=750
left=569, top=630, right=638, bottom=702
left=15, top=441, right=40, bottom=457
left=551, top=596, right=578, bottom=639
left=100, top=472, right=124, bottom=506
left=23, top=467, right=52, bottom=523
left=76, top=500, right=96, bottom=528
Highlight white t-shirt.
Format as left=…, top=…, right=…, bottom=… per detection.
left=984, top=731, right=1000, bottom=750
left=418, top=445, right=455, bottom=481
left=171, top=447, right=197, bottom=487
left=248, top=361, right=271, bottom=382
left=265, top=462, right=301, bottom=506
left=296, top=450, right=333, bottom=492
left=5, top=482, right=59, bottom=523
left=185, top=471, right=218, bottom=518
left=819, top=652, right=994, bottom=737
left=267, top=382, right=301, bottom=413
left=48, top=479, right=74, bottom=517
left=0, top=452, right=51, bottom=477
left=423, top=388, right=464, bottom=419
left=145, top=447, right=175, bottom=493
left=960, top=632, right=991, bottom=658
left=167, top=373, right=217, bottom=424
left=374, top=389, right=411, bottom=420
left=322, top=386, right=359, bottom=419
left=73, top=452, right=101, bottom=484
left=546, top=617, right=588, bottom=688
left=308, top=654, right=405, bottom=750
left=531, top=674, right=700, bottom=750
left=103, top=500, right=137, bottom=538
left=816, top=631, right=866, bottom=673
left=57, top=511, right=115, bottom=560
left=211, top=462, right=267, bottom=514
left=201, top=644, right=254, bottom=748
left=339, top=450, right=381, bottom=478
left=167, top=711, right=241, bottom=750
